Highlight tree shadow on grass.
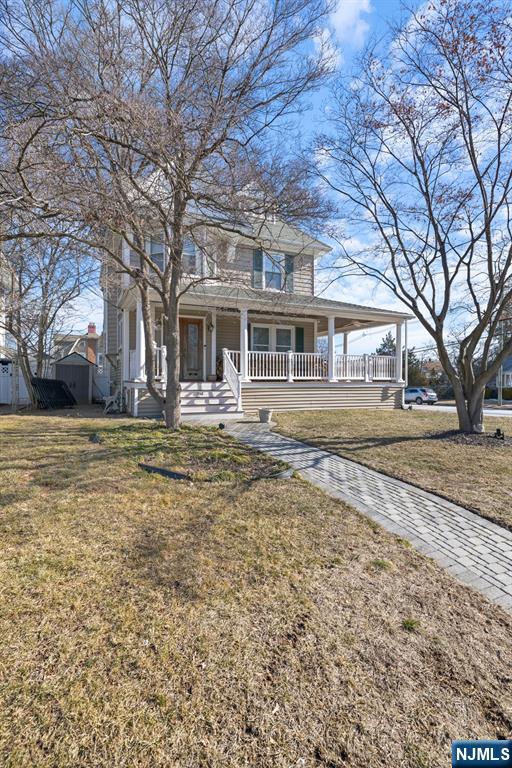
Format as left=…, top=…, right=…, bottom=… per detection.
left=294, top=430, right=458, bottom=458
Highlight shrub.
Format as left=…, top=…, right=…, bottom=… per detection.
left=402, top=617, right=421, bottom=632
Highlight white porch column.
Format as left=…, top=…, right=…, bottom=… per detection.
left=210, top=309, right=217, bottom=378
left=122, top=308, right=130, bottom=381
left=240, top=308, right=249, bottom=381
left=135, top=298, right=146, bottom=380
left=343, top=332, right=349, bottom=355
left=395, top=321, right=404, bottom=382
left=327, top=316, right=338, bottom=382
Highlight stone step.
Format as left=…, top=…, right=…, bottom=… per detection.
left=180, top=381, right=226, bottom=391
left=181, top=403, right=240, bottom=414
left=181, top=397, right=238, bottom=407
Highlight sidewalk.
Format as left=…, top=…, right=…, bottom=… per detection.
left=228, top=422, right=512, bottom=611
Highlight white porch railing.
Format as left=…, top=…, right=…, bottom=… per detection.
left=226, top=349, right=241, bottom=372
left=222, top=348, right=242, bottom=409
left=370, top=354, right=396, bottom=380
left=248, top=351, right=289, bottom=380
left=335, top=354, right=365, bottom=380
left=225, top=350, right=396, bottom=382
left=293, top=352, right=327, bottom=380
left=154, top=344, right=166, bottom=378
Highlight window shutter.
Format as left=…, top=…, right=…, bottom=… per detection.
left=252, top=249, right=263, bottom=289
left=248, top=323, right=252, bottom=351
left=295, top=327, right=304, bottom=353
left=284, top=255, right=294, bottom=293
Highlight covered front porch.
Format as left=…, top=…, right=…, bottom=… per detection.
left=120, top=285, right=409, bottom=416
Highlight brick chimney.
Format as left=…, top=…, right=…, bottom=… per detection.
left=86, top=322, right=98, bottom=364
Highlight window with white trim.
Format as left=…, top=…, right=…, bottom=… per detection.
left=182, top=238, right=198, bottom=274
left=251, top=324, right=294, bottom=352
left=252, top=326, right=270, bottom=352
left=149, top=235, right=164, bottom=270
left=264, top=253, right=285, bottom=290
left=275, top=327, right=293, bottom=353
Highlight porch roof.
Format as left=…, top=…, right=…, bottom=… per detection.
left=183, top=285, right=412, bottom=333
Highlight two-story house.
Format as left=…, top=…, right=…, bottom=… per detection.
left=102, top=218, right=410, bottom=418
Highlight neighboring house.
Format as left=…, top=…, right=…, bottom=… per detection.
left=0, top=257, right=29, bottom=406
left=53, top=323, right=102, bottom=366
left=102, top=219, right=411, bottom=417
left=488, top=357, right=512, bottom=389
left=52, top=324, right=109, bottom=404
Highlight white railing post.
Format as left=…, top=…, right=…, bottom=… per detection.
left=395, top=322, right=404, bottom=382
left=210, top=309, right=217, bottom=378
left=364, top=354, right=371, bottom=382
left=135, top=298, right=146, bottom=380
left=240, top=308, right=249, bottom=381
left=161, top=344, right=167, bottom=383
left=287, top=350, right=294, bottom=382
left=122, top=308, right=130, bottom=381
left=327, top=316, right=338, bottom=382
left=223, top=347, right=243, bottom=411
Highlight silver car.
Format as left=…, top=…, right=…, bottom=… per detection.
left=404, top=386, right=438, bottom=405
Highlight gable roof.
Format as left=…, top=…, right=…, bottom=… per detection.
left=54, top=352, right=95, bottom=366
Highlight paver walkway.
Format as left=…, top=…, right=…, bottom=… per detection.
left=228, top=422, right=512, bottom=611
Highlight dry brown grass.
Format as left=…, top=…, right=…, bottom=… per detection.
left=0, top=413, right=511, bottom=768
left=275, top=408, right=512, bottom=531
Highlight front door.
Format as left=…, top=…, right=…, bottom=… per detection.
left=179, top=318, right=203, bottom=381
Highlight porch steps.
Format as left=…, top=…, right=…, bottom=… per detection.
left=180, top=381, right=242, bottom=418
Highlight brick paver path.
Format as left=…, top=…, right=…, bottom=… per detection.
left=228, top=423, right=512, bottom=611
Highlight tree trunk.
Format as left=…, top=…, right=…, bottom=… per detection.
left=17, top=343, right=37, bottom=408
left=163, top=297, right=181, bottom=429
left=453, top=381, right=485, bottom=433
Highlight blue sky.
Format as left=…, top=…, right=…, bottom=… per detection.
left=73, top=0, right=433, bottom=357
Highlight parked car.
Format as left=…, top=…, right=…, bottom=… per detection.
left=404, top=386, right=438, bottom=405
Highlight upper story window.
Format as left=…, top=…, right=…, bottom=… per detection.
left=182, top=238, right=198, bottom=274
left=264, top=253, right=284, bottom=290
left=253, top=249, right=294, bottom=292
left=149, top=236, right=164, bottom=271
left=126, top=234, right=200, bottom=275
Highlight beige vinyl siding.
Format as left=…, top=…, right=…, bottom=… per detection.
left=216, top=244, right=314, bottom=296
left=292, top=254, right=314, bottom=295
left=216, top=314, right=240, bottom=356
left=241, top=383, right=402, bottom=414
left=105, top=301, right=118, bottom=355
left=136, top=389, right=162, bottom=418
left=216, top=244, right=253, bottom=287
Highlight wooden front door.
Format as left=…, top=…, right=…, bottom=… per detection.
left=179, top=318, right=203, bottom=381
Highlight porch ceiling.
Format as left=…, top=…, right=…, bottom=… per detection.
left=184, top=285, right=411, bottom=331
left=121, top=283, right=411, bottom=332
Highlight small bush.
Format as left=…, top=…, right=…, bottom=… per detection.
left=370, top=558, right=393, bottom=571
left=402, top=617, right=421, bottom=633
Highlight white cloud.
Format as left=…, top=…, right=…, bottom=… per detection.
left=313, top=26, right=344, bottom=69
left=330, top=0, right=373, bottom=48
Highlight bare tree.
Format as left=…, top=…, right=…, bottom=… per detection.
left=0, top=0, right=334, bottom=427
left=318, top=0, right=512, bottom=433
left=0, top=226, right=97, bottom=404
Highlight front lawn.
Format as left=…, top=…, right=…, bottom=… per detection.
left=275, top=408, right=512, bottom=531
left=0, top=414, right=511, bottom=767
